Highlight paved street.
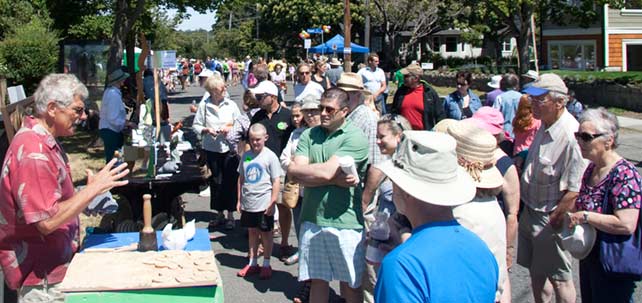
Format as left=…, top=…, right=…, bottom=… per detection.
left=166, top=82, right=642, bottom=303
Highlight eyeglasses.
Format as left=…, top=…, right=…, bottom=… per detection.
left=318, top=105, right=339, bottom=115
left=70, top=106, right=85, bottom=115
left=574, top=132, right=605, bottom=142
left=299, top=71, right=311, bottom=75
left=529, top=95, right=549, bottom=104
left=456, top=82, right=468, bottom=87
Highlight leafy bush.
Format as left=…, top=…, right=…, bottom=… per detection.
left=0, top=17, right=59, bottom=92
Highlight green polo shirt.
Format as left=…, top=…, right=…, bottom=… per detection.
left=295, top=121, right=369, bottom=229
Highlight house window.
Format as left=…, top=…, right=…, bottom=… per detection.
left=432, top=37, right=440, bottom=51
left=624, top=0, right=642, bottom=9
left=445, top=37, right=457, bottom=52
left=548, top=40, right=596, bottom=70
left=502, top=39, right=512, bottom=52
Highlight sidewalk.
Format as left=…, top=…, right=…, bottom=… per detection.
left=618, top=115, right=642, bottom=132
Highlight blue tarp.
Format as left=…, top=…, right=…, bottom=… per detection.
left=309, top=34, right=369, bottom=54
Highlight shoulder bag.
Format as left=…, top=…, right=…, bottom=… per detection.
left=598, top=169, right=642, bottom=279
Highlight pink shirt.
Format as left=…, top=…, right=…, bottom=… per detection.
left=513, top=118, right=541, bottom=156
left=0, top=116, right=79, bottom=290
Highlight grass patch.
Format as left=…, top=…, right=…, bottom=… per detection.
left=59, top=129, right=105, bottom=186
left=547, top=70, right=642, bottom=83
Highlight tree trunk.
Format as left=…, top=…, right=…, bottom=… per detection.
left=107, top=0, right=128, bottom=75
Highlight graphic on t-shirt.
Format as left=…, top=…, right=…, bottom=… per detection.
left=245, top=163, right=263, bottom=184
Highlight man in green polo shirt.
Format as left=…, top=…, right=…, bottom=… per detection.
left=288, top=88, right=369, bottom=303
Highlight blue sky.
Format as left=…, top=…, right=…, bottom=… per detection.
left=168, top=8, right=217, bottom=31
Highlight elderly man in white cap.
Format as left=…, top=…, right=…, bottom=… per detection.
left=374, top=131, right=498, bottom=302
left=519, top=73, right=586, bottom=303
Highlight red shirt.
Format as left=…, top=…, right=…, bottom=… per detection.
left=399, top=85, right=425, bottom=130
left=0, top=116, right=79, bottom=290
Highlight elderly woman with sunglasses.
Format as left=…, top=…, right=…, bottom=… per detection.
left=443, top=71, right=482, bottom=120
left=567, top=107, right=641, bottom=303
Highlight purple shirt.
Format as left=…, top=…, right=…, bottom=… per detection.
left=485, top=88, right=503, bottom=107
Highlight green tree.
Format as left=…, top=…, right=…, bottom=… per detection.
left=0, top=17, right=59, bottom=91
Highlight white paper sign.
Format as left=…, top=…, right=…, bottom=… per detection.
left=421, top=62, right=434, bottom=70
left=7, top=85, right=26, bottom=104
left=343, top=47, right=351, bottom=54
left=304, top=39, right=311, bottom=49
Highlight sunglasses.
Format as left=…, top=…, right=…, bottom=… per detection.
left=574, top=132, right=605, bottom=142
left=299, top=71, right=311, bottom=75
left=529, top=95, right=549, bottom=104
left=254, top=93, right=267, bottom=101
left=318, top=105, right=340, bottom=115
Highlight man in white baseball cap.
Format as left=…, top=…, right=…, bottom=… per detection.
left=373, top=131, right=499, bottom=302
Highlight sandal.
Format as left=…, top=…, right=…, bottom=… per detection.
left=284, top=252, right=299, bottom=265
left=293, top=281, right=311, bottom=303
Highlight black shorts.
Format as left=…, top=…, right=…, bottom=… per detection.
left=240, top=210, right=274, bottom=232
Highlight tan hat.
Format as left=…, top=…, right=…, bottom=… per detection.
left=447, top=120, right=503, bottom=189
left=329, top=57, right=341, bottom=66
left=107, top=69, right=129, bottom=85
left=432, top=119, right=458, bottom=133
left=376, top=131, right=476, bottom=206
left=558, top=214, right=596, bottom=260
left=400, top=64, right=423, bottom=76
left=300, top=95, right=321, bottom=110
left=337, top=72, right=365, bottom=92
left=523, top=73, right=568, bottom=97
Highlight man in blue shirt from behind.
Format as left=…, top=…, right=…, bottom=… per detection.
left=374, top=131, right=498, bottom=302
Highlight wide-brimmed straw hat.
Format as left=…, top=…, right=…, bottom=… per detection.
left=447, top=120, right=503, bottom=189
left=376, top=131, right=476, bottom=206
left=329, top=57, right=341, bottom=66
left=558, top=214, right=596, bottom=260
left=337, top=72, right=366, bottom=92
left=432, top=118, right=458, bottom=133
left=107, top=69, right=129, bottom=85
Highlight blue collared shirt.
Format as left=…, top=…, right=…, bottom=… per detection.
left=443, top=89, right=482, bottom=120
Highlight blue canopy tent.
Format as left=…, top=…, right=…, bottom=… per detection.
left=309, top=34, right=369, bottom=54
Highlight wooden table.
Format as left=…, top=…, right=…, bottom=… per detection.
left=110, top=150, right=207, bottom=229
left=63, top=228, right=223, bottom=303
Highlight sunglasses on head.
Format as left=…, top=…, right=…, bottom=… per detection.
left=574, top=132, right=605, bottom=142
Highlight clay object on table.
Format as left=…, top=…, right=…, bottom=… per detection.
left=59, top=250, right=219, bottom=291
left=138, top=194, right=158, bottom=252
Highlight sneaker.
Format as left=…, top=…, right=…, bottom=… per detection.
left=237, top=265, right=260, bottom=277
left=199, top=186, right=211, bottom=197
left=259, top=266, right=272, bottom=280
left=284, top=252, right=299, bottom=265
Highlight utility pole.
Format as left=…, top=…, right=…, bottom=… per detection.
left=343, top=0, right=351, bottom=72
left=364, top=0, right=370, bottom=57
left=229, top=11, right=232, bottom=30
left=256, top=3, right=260, bottom=39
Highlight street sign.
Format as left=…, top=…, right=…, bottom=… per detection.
left=307, top=28, right=322, bottom=34
left=343, top=47, right=351, bottom=54
left=421, top=62, right=434, bottom=70
left=304, top=39, right=311, bottom=49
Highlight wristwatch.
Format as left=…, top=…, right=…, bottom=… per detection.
left=582, top=211, right=589, bottom=224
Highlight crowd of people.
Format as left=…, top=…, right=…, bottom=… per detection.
left=0, top=51, right=640, bottom=303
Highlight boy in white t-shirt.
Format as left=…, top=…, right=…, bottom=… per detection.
left=236, top=123, right=282, bottom=280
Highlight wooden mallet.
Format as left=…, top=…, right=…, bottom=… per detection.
left=138, top=194, right=158, bottom=251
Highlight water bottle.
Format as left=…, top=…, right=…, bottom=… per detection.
left=365, top=210, right=391, bottom=264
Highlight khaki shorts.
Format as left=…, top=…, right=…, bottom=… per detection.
left=276, top=176, right=285, bottom=205
left=517, top=206, right=573, bottom=281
